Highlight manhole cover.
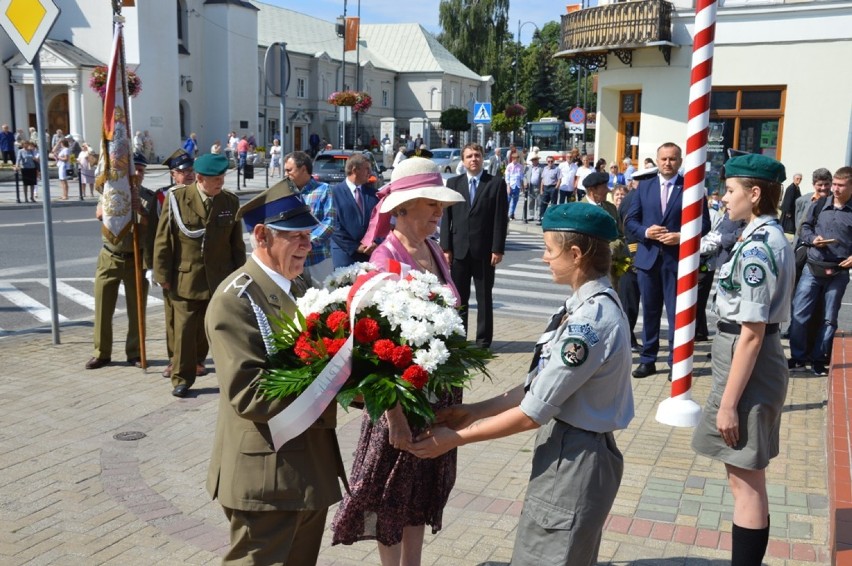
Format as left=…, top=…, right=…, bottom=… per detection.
left=113, top=431, right=147, bottom=441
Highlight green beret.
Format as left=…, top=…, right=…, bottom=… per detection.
left=542, top=202, right=619, bottom=242
left=194, top=153, right=229, bottom=176
left=723, top=153, right=786, bottom=184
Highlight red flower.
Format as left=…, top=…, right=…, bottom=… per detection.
left=402, top=365, right=429, bottom=389
left=353, top=318, right=380, bottom=343
left=305, top=312, right=321, bottom=332
left=326, top=310, right=349, bottom=333
left=323, top=337, right=347, bottom=356
left=373, top=339, right=396, bottom=362
left=391, top=345, right=413, bottom=369
left=294, top=334, right=319, bottom=362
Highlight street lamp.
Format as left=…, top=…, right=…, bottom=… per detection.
left=513, top=20, right=539, bottom=145
left=513, top=20, right=539, bottom=104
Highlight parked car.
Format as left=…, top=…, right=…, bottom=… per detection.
left=429, top=148, right=462, bottom=173
left=311, top=149, right=387, bottom=189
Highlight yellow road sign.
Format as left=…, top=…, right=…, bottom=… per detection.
left=0, top=0, right=60, bottom=64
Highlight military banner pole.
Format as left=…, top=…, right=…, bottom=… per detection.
left=97, top=1, right=146, bottom=368
left=656, top=0, right=717, bottom=427
left=115, top=1, right=147, bottom=369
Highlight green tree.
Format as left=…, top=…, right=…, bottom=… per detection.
left=490, top=112, right=514, bottom=134
left=440, top=107, right=471, bottom=140
left=437, top=0, right=512, bottom=109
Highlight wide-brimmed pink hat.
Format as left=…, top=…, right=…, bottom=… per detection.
left=360, top=158, right=463, bottom=247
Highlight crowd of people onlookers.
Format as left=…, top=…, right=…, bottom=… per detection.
left=3, top=124, right=106, bottom=203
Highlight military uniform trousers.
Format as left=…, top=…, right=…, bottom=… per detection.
left=161, top=288, right=176, bottom=361
left=170, top=293, right=209, bottom=388
left=511, top=419, right=623, bottom=566
left=93, top=247, right=149, bottom=360
left=222, top=507, right=327, bottom=566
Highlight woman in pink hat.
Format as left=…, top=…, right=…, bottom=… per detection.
left=332, top=158, right=465, bottom=565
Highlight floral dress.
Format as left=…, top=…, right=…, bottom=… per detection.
left=331, top=233, right=461, bottom=546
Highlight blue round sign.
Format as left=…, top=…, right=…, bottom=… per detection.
left=569, top=107, right=586, bottom=124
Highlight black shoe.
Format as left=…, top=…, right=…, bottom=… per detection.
left=85, top=357, right=111, bottom=370
left=788, top=359, right=807, bottom=372
left=127, top=358, right=142, bottom=368
left=631, top=341, right=641, bottom=353
left=632, top=362, right=657, bottom=379
left=172, top=384, right=189, bottom=398
left=695, top=334, right=709, bottom=342
left=812, top=363, right=828, bottom=376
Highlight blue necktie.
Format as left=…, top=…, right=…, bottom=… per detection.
left=469, top=177, right=477, bottom=204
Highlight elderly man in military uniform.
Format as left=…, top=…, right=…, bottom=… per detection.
left=157, top=149, right=196, bottom=379
left=154, top=153, right=246, bottom=397
left=85, top=154, right=157, bottom=370
left=205, top=179, right=346, bottom=565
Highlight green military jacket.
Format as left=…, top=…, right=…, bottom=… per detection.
left=153, top=183, right=246, bottom=300
left=205, top=257, right=346, bottom=511
left=100, top=186, right=157, bottom=269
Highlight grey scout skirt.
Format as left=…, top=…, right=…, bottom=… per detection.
left=511, top=419, right=623, bottom=566
left=692, top=329, right=789, bottom=470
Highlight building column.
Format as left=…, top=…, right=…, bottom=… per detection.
left=12, top=83, right=28, bottom=132
left=67, top=80, right=83, bottom=138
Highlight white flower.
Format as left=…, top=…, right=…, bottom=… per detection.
left=401, top=319, right=431, bottom=346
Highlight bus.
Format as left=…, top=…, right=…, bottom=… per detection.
left=524, top=117, right=570, bottom=162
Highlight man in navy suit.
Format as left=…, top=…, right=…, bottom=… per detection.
left=441, top=143, right=509, bottom=348
left=330, top=154, right=379, bottom=268
left=625, top=143, right=711, bottom=378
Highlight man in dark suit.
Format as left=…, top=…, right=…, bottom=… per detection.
left=206, top=180, right=346, bottom=565
left=625, top=143, right=711, bottom=378
left=330, top=154, right=379, bottom=268
left=440, top=142, right=509, bottom=348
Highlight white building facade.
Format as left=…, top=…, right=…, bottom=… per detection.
left=558, top=0, right=852, bottom=191
left=0, top=0, right=489, bottom=162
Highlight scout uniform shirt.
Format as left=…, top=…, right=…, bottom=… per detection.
left=715, top=214, right=794, bottom=325
left=520, top=276, right=634, bottom=432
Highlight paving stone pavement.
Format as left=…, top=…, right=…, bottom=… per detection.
left=0, top=299, right=830, bottom=565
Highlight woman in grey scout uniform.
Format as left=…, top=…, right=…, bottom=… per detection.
left=409, top=202, right=635, bottom=566
left=691, top=153, right=794, bottom=566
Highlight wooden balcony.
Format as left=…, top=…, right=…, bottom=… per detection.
left=555, top=0, right=676, bottom=69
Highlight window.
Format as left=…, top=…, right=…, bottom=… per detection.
left=296, top=78, right=306, bottom=99
left=382, top=89, right=389, bottom=107
left=177, top=0, right=189, bottom=55
left=705, top=86, right=786, bottom=193
left=616, top=90, right=642, bottom=165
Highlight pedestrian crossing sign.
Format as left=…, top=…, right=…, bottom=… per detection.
left=473, top=102, right=492, bottom=124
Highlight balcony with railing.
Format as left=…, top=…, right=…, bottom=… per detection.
left=555, top=0, right=677, bottom=68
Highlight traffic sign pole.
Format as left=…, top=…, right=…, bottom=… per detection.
left=0, top=0, right=62, bottom=343
left=33, top=54, right=61, bottom=344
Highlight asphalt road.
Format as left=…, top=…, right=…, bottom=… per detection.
left=1, top=203, right=850, bottom=341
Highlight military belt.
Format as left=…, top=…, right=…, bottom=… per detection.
left=717, top=321, right=780, bottom=335
left=103, top=245, right=133, bottom=259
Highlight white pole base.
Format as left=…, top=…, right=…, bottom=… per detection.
left=655, top=396, right=702, bottom=428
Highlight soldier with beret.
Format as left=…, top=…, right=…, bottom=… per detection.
left=691, top=153, right=794, bottom=566
left=411, top=202, right=635, bottom=566
left=582, top=171, right=629, bottom=289
left=154, top=153, right=246, bottom=397
left=205, top=179, right=346, bottom=565
left=85, top=154, right=157, bottom=370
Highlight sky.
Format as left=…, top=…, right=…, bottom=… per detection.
left=262, top=1, right=565, bottom=44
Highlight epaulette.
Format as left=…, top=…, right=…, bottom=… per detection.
left=751, top=231, right=768, bottom=242
left=222, top=272, right=253, bottom=298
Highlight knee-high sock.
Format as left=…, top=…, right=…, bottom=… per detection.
left=731, top=516, right=770, bottom=566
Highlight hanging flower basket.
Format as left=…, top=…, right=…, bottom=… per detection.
left=89, top=65, right=142, bottom=99
left=504, top=103, right=527, bottom=118
left=327, top=90, right=372, bottom=113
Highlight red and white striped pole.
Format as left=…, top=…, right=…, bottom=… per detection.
left=656, top=0, right=717, bottom=427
